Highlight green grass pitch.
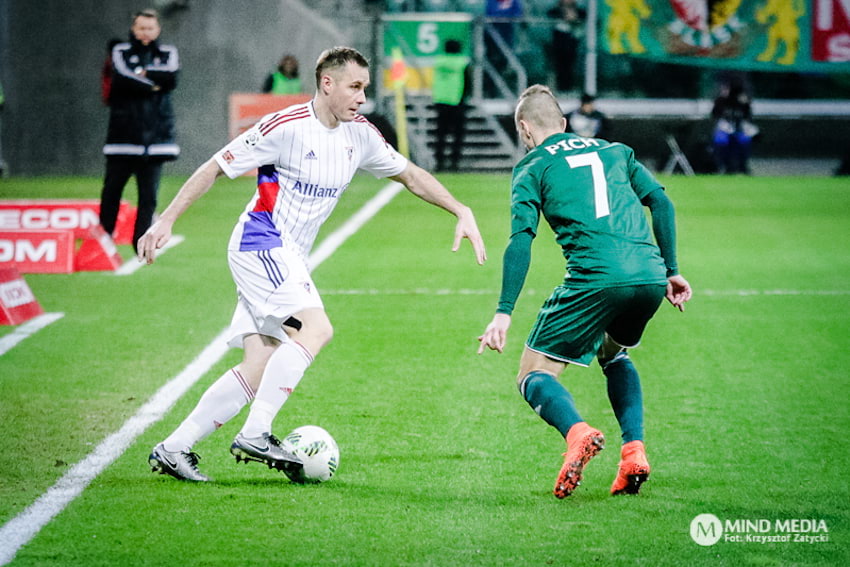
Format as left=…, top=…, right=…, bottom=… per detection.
left=0, top=172, right=848, bottom=566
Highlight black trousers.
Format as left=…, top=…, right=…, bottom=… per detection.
left=99, top=156, right=164, bottom=251
left=434, top=103, right=466, bottom=171
left=552, top=30, right=579, bottom=92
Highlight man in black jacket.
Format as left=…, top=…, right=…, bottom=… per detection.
left=100, top=9, right=179, bottom=251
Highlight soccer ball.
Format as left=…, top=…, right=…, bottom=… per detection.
left=281, top=425, right=339, bottom=483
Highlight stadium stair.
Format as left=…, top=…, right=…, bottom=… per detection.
left=405, top=95, right=520, bottom=171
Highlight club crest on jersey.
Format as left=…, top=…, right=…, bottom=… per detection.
left=346, top=146, right=354, bottom=161
left=221, top=150, right=235, bottom=163
left=305, top=150, right=317, bottom=160
left=303, top=282, right=312, bottom=293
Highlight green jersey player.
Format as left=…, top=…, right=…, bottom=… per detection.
left=478, top=85, right=692, bottom=499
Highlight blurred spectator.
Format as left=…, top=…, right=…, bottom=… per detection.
left=486, top=0, right=524, bottom=46
left=101, top=38, right=123, bottom=106
left=432, top=39, right=472, bottom=171
left=485, top=0, right=524, bottom=97
left=711, top=78, right=758, bottom=174
left=566, top=93, right=610, bottom=139
left=262, top=54, right=303, bottom=95
left=548, top=0, right=585, bottom=92
left=100, top=9, right=180, bottom=252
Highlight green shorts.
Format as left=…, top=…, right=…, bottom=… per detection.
left=526, top=284, right=667, bottom=367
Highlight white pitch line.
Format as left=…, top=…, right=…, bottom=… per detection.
left=701, top=289, right=850, bottom=297
left=0, top=183, right=403, bottom=566
left=308, top=182, right=403, bottom=270
left=0, top=327, right=231, bottom=566
left=319, top=288, right=850, bottom=297
left=114, top=234, right=186, bottom=276
left=0, top=313, right=65, bottom=357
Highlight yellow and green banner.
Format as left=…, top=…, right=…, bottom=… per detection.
left=601, top=0, right=850, bottom=71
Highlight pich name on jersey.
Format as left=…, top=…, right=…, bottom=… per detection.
left=544, top=137, right=602, bottom=156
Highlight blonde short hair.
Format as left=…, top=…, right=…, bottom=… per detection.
left=515, top=85, right=563, bottom=129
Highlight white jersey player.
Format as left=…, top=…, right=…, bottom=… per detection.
left=138, top=47, right=487, bottom=482
left=218, top=103, right=406, bottom=259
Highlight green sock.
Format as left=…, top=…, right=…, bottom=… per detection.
left=603, top=352, right=644, bottom=443
left=519, top=371, right=582, bottom=437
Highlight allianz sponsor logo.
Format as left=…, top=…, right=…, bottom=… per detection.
left=290, top=181, right=347, bottom=199
left=690, top=514, right=829, bottom=546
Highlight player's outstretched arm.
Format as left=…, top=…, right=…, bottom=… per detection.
left=666, top=274, right=692, bottom=312
left=137, top=157, right=224, bottom=264
left=390, top=162, right=487, bottom=265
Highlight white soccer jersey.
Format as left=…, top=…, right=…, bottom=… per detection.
left=214, top=101, right=408, bottom=259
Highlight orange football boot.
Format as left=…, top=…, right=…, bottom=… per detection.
left=610, top=440, right=650, bottom=495
left=553, top=422, right=605, bottom=499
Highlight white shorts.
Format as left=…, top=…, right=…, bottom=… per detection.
left=226, top=247, right=324, bottom=348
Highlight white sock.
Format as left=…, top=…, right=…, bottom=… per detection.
left=240, top=339, right=313, bottom=438
left=162, top=368, right=255, bottom=452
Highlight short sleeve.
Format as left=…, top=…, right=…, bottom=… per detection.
left=214, top=119, right=284, bottom=179
left=355, top=117, right=408, bottom=178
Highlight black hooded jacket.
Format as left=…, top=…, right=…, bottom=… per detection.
left=104, top=34, right=179, bottom=160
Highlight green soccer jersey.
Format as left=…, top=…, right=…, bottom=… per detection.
left=510, top=133, right=669, bottom=289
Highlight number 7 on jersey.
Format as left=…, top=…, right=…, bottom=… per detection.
left=566, top=152, right=610, bottom=219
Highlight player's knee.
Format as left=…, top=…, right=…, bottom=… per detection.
left=301, top=317, right=334, bottom=351
left=598, top=348, right=629, bottom=369
left=516, top=369, right=554, bottom=390
left=316, top=319, right=334, bottom=346
left=597, top=336, right=627, bottom=368
left=516, top=369, right=535, bottom=387
left=597, top=335, right=616, bottom=360
left=291, top=309, right=334, bottom=351
left=516, top=371, right=527, bottom=388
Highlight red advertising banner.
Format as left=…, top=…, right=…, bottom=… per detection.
left=0, top=230, right=75, bottom=274
left=813, top=0, right=850, bottom=62
left=0, top=267, right=45, bottom=325
left=0, top=200, right=136, bottom=245
left=74, top=225, right=123, bottom=272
